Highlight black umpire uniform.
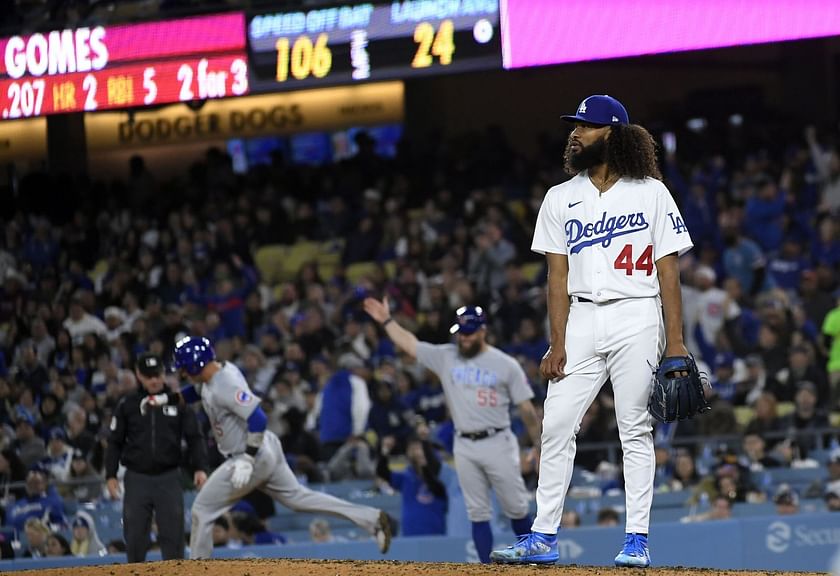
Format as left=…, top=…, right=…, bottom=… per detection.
left=105, top=352, right=208, bottom=562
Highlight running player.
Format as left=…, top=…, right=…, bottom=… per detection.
left=155, top=336, right=393, bottom=559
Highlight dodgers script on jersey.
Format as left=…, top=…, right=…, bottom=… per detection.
left=200, top=362, right=261, bottom=457
left=415, top=342, right=533, bottom=432
left=532, top=172, right=693, bottom=302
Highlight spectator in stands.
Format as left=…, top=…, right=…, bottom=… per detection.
left=212, top=516, right=231, bottom=548
left=107, top=540, right=127, bottom=554
left=342, top=214, right=382, bottom=265
left=70, top=511, right=106, bottom=557
left=63, top=449, right=102, bottom=502
left=279, top=406, right=322, bottom=482
left=804, top=125, right=840, bottom=214
left=825, top=490, right=840, bottom=512
left=316, top=353, right=372, bottom=461
left=721, top=221, right=766, bottom=299
left=504, top=317, right=549, bottom=366
left=309, top=518, right=346, bottom=544
left=239, top=345, right=276, bottom=397
left=780, top=381, right=830, bottom=453
left=325, top=436, right=376, bottom=482
left=773, top=484, right=800, bottom=515
left=774, top=344, right=829, bottom=403
left=0, top=447, right=27, bottom=501
left=185, top=255, right=257, bottom=340
left=669, top=448, right=701, bottom=491
left=712, top=352, right=739, bottom=403
left=823, top=289, right=840, bottom=409
left=46, top=533, right=72, bottom=557
left=561, top=510, right=581, bottom=529
left=683, top=495, right=733, bottom=523
left=63, top=293, right=107, bottom=344
left=0, top=378, right=14, bottom=427
left=597, top=507, right=620, bottom=527
left=38, top=393, right=63, bottom=431
left=7, top=467, right=64, bottom=531
left=739, top=433, right=782, bottom=471
left=744, top=391, right=785, bottom=445
left=230, top=511, right=287, bottom=546
left=368, top=380, right=413, bottom=456
left=13, top=411, right=45, bottom=469
left=800, top=270, right=834, bottom=331
left=694, top=388, right=740, bottom=438
left=737, top=357, right=780, bottom=407
left=376, top=435, right=447, bottom=536
left=22, top=517, right=51, bottom=558
left=42, top=427, right=74, bottom=482
left=690, top=266, right=741, bottom=365
left=828, top=450, right=840, bottom=493
left=467, top=221, right=516, bottom=301
left=0, top=530, right=12, bottom=559
left=767, top=239, right=809, bottom=295
left=744, top=174, right=786, bottom=254
left=710, top=459, right=761, bottom=504
left=13, top=344, right=49, bottom=397
left=65, top=406, right=96, bottom=457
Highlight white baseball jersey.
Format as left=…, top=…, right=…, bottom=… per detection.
left=200, top=362, right=260, bottom=457
left=532, top=172, right=693, bottom=301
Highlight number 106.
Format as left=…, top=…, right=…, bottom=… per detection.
left=275, top=34, right=332, bottom=82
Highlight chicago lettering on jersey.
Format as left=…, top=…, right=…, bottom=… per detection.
left=450, top=365, right=499, bottom=388
left=566, top=211, right=649, bottom=254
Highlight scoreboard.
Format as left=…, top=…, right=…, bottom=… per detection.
left=0, top=13, right=249, bottom=119
left=247, top=1, right=501, bottom=90
left=0, top=1, right=504, bottom=121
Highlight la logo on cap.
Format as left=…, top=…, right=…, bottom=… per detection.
left=578, top=101, right=587, bottom=114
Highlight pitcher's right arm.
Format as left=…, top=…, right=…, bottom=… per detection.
left=541, top=252, right=570, bottom=381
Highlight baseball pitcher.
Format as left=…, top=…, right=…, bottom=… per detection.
left=491, top=95, right=694, bottom=567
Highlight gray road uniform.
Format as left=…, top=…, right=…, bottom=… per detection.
left=415, top=342, right=533, bottom=522
left=188, top=362, right=384, bottom=559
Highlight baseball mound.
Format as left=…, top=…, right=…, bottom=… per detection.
left=5, top=559, right=818, bottom=576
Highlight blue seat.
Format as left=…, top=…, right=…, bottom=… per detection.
left=730, top=502, right=777, bottom=517
left=761, top=467, right=826, bottom=485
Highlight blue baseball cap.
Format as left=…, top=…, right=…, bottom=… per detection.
left=714, top=352, right=735, bottom=370
left=449, top=306, right=486, bottom=335
left=561, top=95, right=629, bottom=126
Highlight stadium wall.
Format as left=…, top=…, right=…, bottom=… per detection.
left=2, top=513, right=838, bottom=572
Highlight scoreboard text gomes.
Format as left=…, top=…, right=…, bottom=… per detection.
left=4, top=27, right=108, bottom=78
left=0, top=13, right=249, bottom=120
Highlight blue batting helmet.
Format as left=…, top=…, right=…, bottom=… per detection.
left=449, top=305, right=486, bottom=335
left=173, top=336, right=215, bottom=376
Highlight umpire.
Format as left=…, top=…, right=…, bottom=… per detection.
left=105, top=352, right=208, bottom=562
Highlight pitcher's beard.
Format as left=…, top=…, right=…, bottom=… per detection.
left=566, top=136, right=607, bottom=172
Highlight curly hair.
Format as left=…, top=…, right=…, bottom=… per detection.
left=604, top=124, right=662, bottom=180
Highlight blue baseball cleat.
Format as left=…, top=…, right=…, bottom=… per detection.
left=490, top=532, right=559, bottom=564
left=614, top=533, right=650, bottom=567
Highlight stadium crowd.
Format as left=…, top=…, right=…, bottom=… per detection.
left=0, top=115, right=839, bottom=558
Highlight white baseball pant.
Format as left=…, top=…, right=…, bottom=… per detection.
left=532, top=297, right=663, bottom=535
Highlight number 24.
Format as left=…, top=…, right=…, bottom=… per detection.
left=614, top=244, right=653, bottom=276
